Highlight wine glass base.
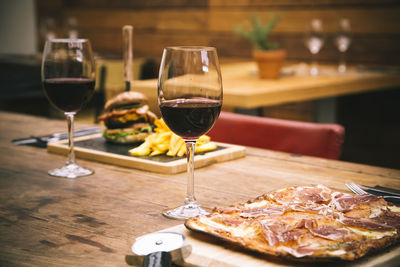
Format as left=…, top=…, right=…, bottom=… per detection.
left=48, top=163, right=93, bottom=179
left=338, top=64, right=347, bottom=73
left=162, top=203, right=209, bottom=220
left=310, top=66, right=319, bottom=76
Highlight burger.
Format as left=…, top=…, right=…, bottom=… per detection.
left=97, top=91, right=157, bottom=144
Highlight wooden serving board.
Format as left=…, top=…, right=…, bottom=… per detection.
left=143, top=224, right=400, bottom=267
left=47, top=134, right=245, bottom=174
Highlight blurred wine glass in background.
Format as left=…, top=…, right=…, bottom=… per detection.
left=334, top=18, right=352, bottom=73
left=40, top=17, right=57, bottom=41
left=304, top=19, right=325, bottom=76
left=65, top=17, right=79, bottom=39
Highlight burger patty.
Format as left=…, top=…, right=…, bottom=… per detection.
left=98, top=106, right=157, bottom=129
left=98, top=105, right=156, bottom=122
left=104, top=116, right=149, bottom=129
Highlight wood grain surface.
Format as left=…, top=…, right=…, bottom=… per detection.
left=0, top=111, right=399, bottom=266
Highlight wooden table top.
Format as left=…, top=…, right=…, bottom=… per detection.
left=1, top=111, right=399, bottom=266
left=131, top=62, right=400, bottom=109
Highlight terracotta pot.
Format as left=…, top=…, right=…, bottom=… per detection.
left=252, top=49, right=287, bottom=79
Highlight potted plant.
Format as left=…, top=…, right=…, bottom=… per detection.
left=234, top=13, right=286, bottom=79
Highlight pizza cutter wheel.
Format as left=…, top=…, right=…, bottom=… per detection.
left=126, top=232, right=191, bottom=267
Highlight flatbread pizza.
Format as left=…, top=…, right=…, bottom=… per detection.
left=185, top=185, right=400, bottom=261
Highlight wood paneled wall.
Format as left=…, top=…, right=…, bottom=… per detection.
left=37, top=0, right=400, bottom=65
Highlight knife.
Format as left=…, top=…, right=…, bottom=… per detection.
left=359, top=184, right=400, bottom=197
left=12, top=127, right=101, bottom=146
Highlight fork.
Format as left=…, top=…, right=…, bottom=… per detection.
left=346, top=182, right=400, bottom=202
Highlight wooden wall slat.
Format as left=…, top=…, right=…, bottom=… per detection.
left=65, top=8, right=400, bottom=35
left=83, top=30, right=211, bottom=58
left=208, top=8, right=400, bottom=34
left=65, top=9, right=209, bottom=31
left=212, top=33, right=400, bottom=65
left=209, top=0, right=400, bottom=8
left=242, top=34, right=395, bottom=65
left=65, top=0, right=209, bottom=9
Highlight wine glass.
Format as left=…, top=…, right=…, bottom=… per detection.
left=334, top=18, right=352, bottom=73
left=158, top=46, right=223, bottom=220
left=41, top=39, right=96, bottom=178
left=304, top=19, right=325, bottom=76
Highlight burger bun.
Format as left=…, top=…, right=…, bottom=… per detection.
left=105, top=91, right=148, bottom=111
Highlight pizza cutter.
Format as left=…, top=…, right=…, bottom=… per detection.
left=122, top=25, right=133, bottom=92
left=126, top=232, right=191, bottom=267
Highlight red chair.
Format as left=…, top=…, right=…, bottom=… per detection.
left=208, top=112, right=345, bottom=160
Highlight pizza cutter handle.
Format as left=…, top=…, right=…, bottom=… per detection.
left=122, top=25, right=133, bottom=91
left=142, top=251, right=172, bottom=267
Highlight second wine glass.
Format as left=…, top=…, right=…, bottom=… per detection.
left=334, top=18, right=352, bottom=73
left=305, top=19, right=325, bottom=76
left=158, top=46, right=223, bottom=220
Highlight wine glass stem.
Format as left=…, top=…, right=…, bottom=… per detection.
left=184, top=140, right=197, bottom=205
left=65, top=112, right=76, bottom=165
left=338, top=51, right=347, bottom=73
left=310, top=53, right=319, bottom=76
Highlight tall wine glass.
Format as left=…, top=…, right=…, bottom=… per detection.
left=334, top=18, right=352, bottom=73
left=158, top=46, right=223, bottom=220
left=304, top=19, right=325, bottom=76
left=41, top=39, right=96, bottom=178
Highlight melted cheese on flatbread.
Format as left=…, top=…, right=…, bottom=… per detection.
left=244, top=200, right=269, bottom=209
left=198, top=216, right=257, bottom=238
left=347, top=227, right=397, bottom=239
left=388, top=206, right=400, bottom=213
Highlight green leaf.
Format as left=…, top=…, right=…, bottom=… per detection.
left=233, top=13, right=281, bottom=50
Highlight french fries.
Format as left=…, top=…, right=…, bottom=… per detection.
left=129, top=119, right=217, bottom=157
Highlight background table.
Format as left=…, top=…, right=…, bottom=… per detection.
left=0, top=111, right=399, bottom=266
left=129, top=62, right=400, bottom=117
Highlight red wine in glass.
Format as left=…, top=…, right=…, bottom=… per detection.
left=159, top=98, right=221, bottom=140
left=43, top=78, right=95, bottom=112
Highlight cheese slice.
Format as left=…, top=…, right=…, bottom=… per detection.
left=347, top=227, right=397, bottom=239
left=388, top=205, right=400, bottom=213
left=244, top=200, right=269, bottom=209
left=198, top=217, right=257, bottom=238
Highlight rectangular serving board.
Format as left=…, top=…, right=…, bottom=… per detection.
left=47, top=134, right=246, bottom=174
